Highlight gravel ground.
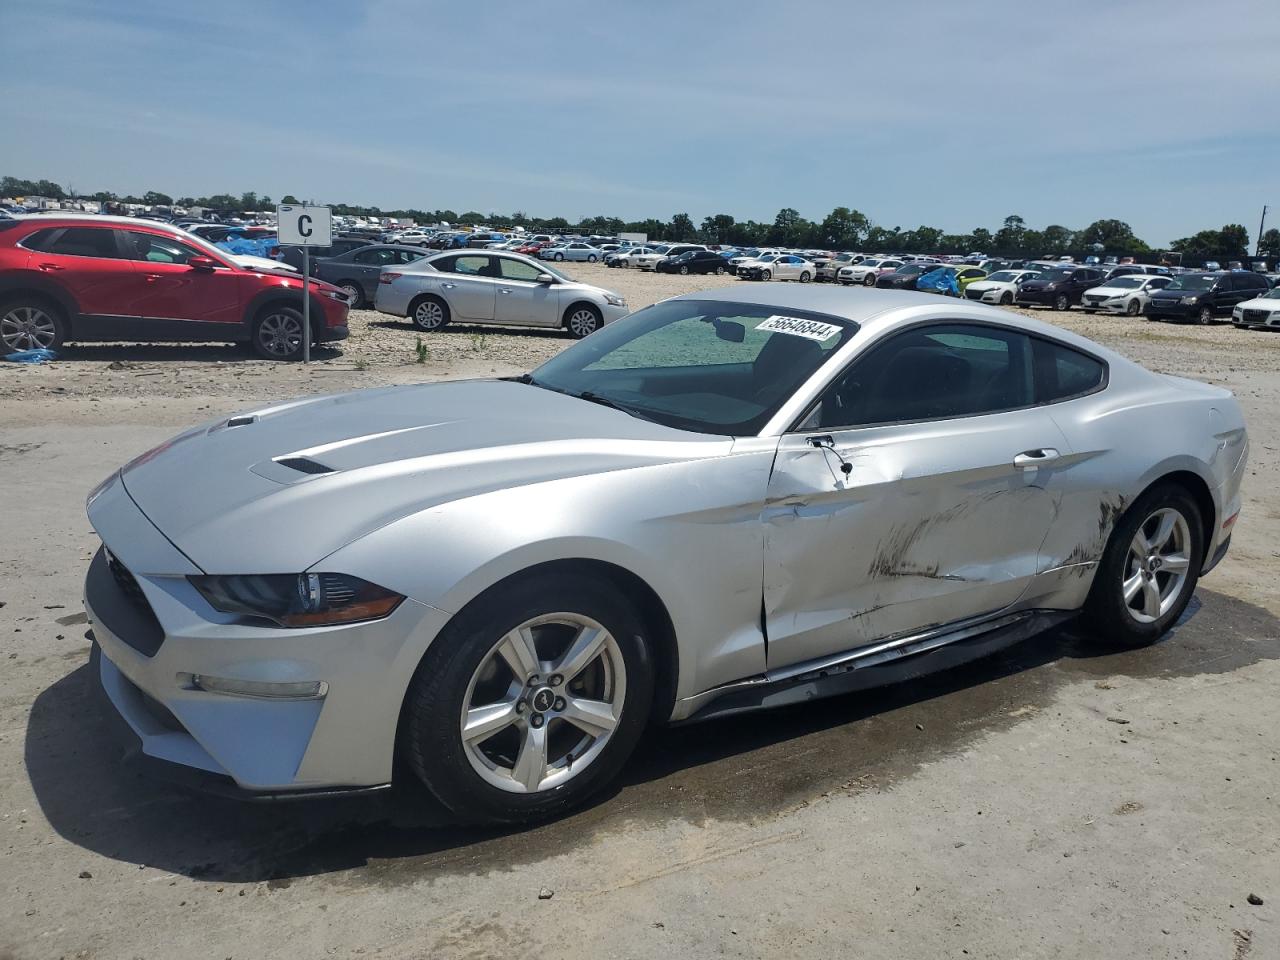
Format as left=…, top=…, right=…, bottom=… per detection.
left=2, top=264, right=1278, bottom=959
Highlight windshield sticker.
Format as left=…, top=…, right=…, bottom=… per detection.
left=756, top=315, right=841, bottom=342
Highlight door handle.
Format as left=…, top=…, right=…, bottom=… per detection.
left=499, top=288, right=512, bottom=294
left=441, top=282, right=456, bottom=289
left=1013, top=448, right=1060, bottom=468
left=37, top=262, right=64, bottom=272
left=144, top=273, right=163, bottom=281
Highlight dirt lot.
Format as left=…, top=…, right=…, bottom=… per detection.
left=2, top=264, right=1278, bottom=959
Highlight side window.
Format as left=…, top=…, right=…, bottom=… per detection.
left=41, top=227, right=121, bottom=259
left=124, top=231, right=204, bottom=264
left=19, top=228, right=60, bottom=251
left=498, top=258, right=542, bottom=281
left=394, top=248, right=426, bottom=264
left=1032, top=339, right=1106, bottom=403
left=816, top=324, right=1034, bottom=428
left=352, top=248, right=391, bottom=265
left=451, top=255, right=495, bottom=276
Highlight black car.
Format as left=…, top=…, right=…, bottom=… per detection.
left=276, top=236, right=373, bottom=273
left=875, top=262, right=944, bottom=290
left=1015, top=266, right=1105, bottom=310
left=1145, top=270, right=1271, bottom=325
left=311, top=244, right=430, bottom=307
left=654, top=250, right=731, bottom=275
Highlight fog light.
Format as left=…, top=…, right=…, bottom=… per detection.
left=178, top=673, right=328, bottom=700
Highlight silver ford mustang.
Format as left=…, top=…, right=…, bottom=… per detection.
left=84, top=286, right=1248, bottom=823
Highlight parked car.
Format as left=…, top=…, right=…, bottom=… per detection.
left=1146, top=270, right=1271, bottom=325
left=1232, top=286, right=1280, bottom=329
left=963, top=269, right=1042, bottom=305
left=630, top=244, right=705, bottom=271
left=394, top=229, right=435, bottom=247
left=875, top=262, right=944, bottom=290
left=1080, top=275, right=1174, bottom=316
left=311, top=244, right=430, bottom=307
left=276, top=236, right=373, bottom=273
left=737, top=253, right=814, bottom=282
left=655, top=250, right=732, bottom=275
left=817, top=252, right=865, bottom=282
left=467, top=233, right=508, bottom=249
left=725, top=248, right=782, bottom=270
left=539, top=242, right=604, bottom=263
left=0, top=215, right=349, bottom=359
left=837, top=257, right=903, bottom=286
left=84, top=284, right=1247, bottom=822
left=1016, top=266, right=1105, bottom=311
left=917, top=266, right=988, bottom=297
left=604, top=246, right=649, bottom=267
left=375, top=251, right=626, bottom=338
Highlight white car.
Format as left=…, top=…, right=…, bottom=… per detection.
left=963, top=269, right=1042, bottom=306
left=817, top=252, right=865, bottom=282
left=735, top=253, right=814, bottom=282
left=1080, top=275, right=1174, bottom=316
left=395, top=230, right=435, bottom=247
left=838, top=258, right=903, bottom=286
left=1232, top=286, right=1280, bottom=329
left=539, top=242, right=604, bottom=263
left=726, top=248, right=782, bottom=270
left=629, top=244, right=706, bottom=271
left=608, top=245, right=657, bottom=267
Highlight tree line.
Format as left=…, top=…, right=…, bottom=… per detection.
left=3, top=174, right=1273, bottom=261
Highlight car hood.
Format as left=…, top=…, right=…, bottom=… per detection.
left=1238, top=297, right=1280, bottom=310
left=118, top=380, right=730, bottom=574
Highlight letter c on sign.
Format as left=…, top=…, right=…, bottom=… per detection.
left=298, top=214, right=313, bottom=238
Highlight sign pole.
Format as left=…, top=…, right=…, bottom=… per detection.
left=302, top=245, right=310, bottom=364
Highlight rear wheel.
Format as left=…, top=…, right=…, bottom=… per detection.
left=400, top=573, right=654, bottom=824
left=0, top=298, right=66, bottom=352
left=799, top=271, right=812, bottom=283
left=339, top=282, right=363, bottom=308
left=1082, top=484, right=1203, bottom=648
left=565, top=303, right=602, bottom=339
left=410, top=295, right=451, bottom=332
left=587, top=254, right=597, bottom=263
left=251, top=306, right=307, bottom=360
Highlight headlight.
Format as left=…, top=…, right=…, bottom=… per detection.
left=1180, top=295, right=1199, bottom=304
left=604, top=293, right=626, bottom=307
left=190, top=573, right=404, bottom=627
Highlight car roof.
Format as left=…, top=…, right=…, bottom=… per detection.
left=8, top=213, right=193, bottom=236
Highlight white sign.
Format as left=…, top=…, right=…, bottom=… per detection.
left=276, top=204, right=332, bottom=246
left=756, top=315, right=842, bottom=342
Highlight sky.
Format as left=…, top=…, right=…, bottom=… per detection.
left=1, top=0, right=1277, bottom=247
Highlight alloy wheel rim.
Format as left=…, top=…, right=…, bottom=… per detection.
left=342, top=283, right=360, bottom=303
left=257, top=313, right=302, bottom=357
left=1, top=306, right=56, bottom=350
left=459, top=613, right=625, bottom=794
left=415, top=301, right=444, bottom=329
left=1122, top=507, right=1192, bottom=624
left=569, top=310, right=598, bottom=336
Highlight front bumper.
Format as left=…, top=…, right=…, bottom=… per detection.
left=84, top=475, right=450, bottom=796
left=1145, top=299, right=1200, bottom=318
left=1015, top=289, right=1057, bottom=305
left=1233, top=308, right=1280, bottom=328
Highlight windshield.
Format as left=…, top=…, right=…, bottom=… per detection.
left=529, top=299, right=857, bottom=435
left=986, top=271, right=1022, bottom=282
left=1104, top=277, right=1145, bottom=290
left=1264, top=287, right=1280, bottom=300
left=1039, top=268, right=1074, bottom=282
left=1165, top=275, right=1217, bottom=291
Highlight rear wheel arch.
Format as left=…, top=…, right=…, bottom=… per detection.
left=1144, top=470, right=1216, bottom=561
left=0, top=279, right=79, bottom=333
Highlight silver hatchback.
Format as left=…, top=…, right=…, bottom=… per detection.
left=375, top=251, right=628, bottom=338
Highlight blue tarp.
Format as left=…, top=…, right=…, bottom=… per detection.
left=917, top=267, right=960, bottom=296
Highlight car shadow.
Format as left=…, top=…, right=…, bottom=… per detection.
left=24, top=589, right=1280, bottom=886
left=55, top=343, right=344, bottom=363
left=366, top=319, right=571, bottom=340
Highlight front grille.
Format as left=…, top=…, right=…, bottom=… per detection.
left=1243, top=309, right=1268, bottom=323
left=1084, top=295, right=1105, bottom=305
left=965, top=288, right=984, bottom=300
left=97, top=548, right=166, bottom=657
left=108, top=551, right=148, bottom=608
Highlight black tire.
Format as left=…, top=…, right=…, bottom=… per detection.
left=679, top=265, right=689, bottom=275
left=250, top=305, right=307, bottom=360
left=1053, top=293, right=1071, bottom=311
left=564, top=303, right=602, bottom=339
left=587, top=254, right=597, bottom=262
left=1082, top=483, right=1204, bottom=648
left=1000, top=292, right=1013, bottom=306
left=410, top=294, right=451, bottom=332
left=401, top=572, right=655, bottom=824
left=554, top=253, right=565, bottom=262
left=1126, top=299, right=1141, bottom=317
left=1197, top=306, right=1213, bottom=325
left=716, top=266, right=726, bottom=275
left=339, top=281, right=363, bottom=309
left=0, top=295, right=67, bottom=352
left=761, top=269, right=772, bottom=281
left=799, top=271, right=812, bottom=283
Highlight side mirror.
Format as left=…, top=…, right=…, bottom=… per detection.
left=188, top=256, right=218, bottom=271
left=536, top=272, right=556, bottom=284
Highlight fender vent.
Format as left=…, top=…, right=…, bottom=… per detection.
left=274, top=456, right=335, bottom=475
left=226, top=415, right=257, bottom=427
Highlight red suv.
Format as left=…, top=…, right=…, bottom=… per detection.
left=0, top=216, right=350, bottom=360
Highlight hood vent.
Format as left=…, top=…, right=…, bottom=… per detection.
left=274, top=456, right=336, bottom=476
left=226, top=415, right=257, bottom=428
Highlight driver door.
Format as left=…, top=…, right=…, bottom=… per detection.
left=121, top=230, right=242, bottom=327
left=494, top=256, right=560, bottom=326
left=762, top=323, right=1066, bottom=670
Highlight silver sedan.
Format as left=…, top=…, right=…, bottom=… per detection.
left=84, top=286, right=1247, bottom=823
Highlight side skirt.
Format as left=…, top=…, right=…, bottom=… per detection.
left=671, top=609, right=1075, bottom=725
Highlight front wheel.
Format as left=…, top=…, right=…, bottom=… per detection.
left=1000, top=292, right=1013, bottom=306
left=1126, top=299, right=1142, bottom=317
left=1053, top=293, right=1070, bottom=311
left=1082, top=484, right=1204, bottom=648
left=251, top=306, right=307, bottom=360
left=799, top=271, right=811, bottom=283
left=716, top=266, right=726, bottom=275
left=565, top=303, right=602, bottom=339
left=587, top=254, right=597, bottom=262
left=1197, top=306, right=1214, bottom=325
left=400, top=573, right=654, bottom=824
left=679, top=265, right=689, bottom=275
left=554, top=253, right=565, bottom=262
left=863, top=274, right=876, bottom=286
left=760, top=269, right=772, bottom=281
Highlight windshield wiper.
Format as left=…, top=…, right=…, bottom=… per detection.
left=502, top=372, right=541, bottom=386
left=574, top=391, right=656, bottom=423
